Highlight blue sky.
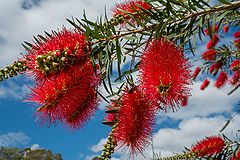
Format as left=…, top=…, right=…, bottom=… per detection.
left=0, top=0, right=240, bottom=160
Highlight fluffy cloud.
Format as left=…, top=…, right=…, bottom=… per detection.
left=161, top=80, right=240, bottom=120
left=0, top=80, right=29, bottom=100
left=0, top=131, right=30, bottom=147
left=0, top=0, right=119, bottom=99
left=91, top=138, right=107, bottom=153
left=91, top=80, right=240, bottom=159
left=0, top=0, right=119, bottom=66
left=30, top=143, right=41, bottom=150
left=92, top=115, right=240, bottom=160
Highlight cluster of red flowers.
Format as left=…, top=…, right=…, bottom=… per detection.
left=24, top=28, right=100, bottom=129
left=191, top=136, right=225, bottom=157
left=204, top=25, right=219, bottom=49
left=103, top=37, right=192, bottom=155
left=201, top=49, right=217, bottom=61
left=196, top=26, right=240, bottom=90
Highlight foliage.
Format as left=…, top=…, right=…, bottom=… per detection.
left=0, top=0, right=240, bottom=159
left=0, top=147, right=62, bottom=160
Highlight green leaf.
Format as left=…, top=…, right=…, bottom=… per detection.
left=166, top=0, right=172, bottom=16
left=188, top=0, right=197, bottom=12
left=217, top=10, right=231, bottom=21
left=124, top=36, right=138, bottom=40
left=115, top=39, right=122, bottom=80
left=38, top=35, right=47, bottom=42
left=81, top=18, right=96, bottom=27
left=199, top=0, right=211, bottom=7
left=24, top=41, right=35, bottom=48
left=191, top=0, right=204, bottom=9
left=218, top=0, right=231, bottom=4
left=33, top=36, right=41, bottom=44
left=66, top=18, right=81, bottom=30
left=21, top=43, right=31, bottom=51
left=106, top=62, right=114, bottom=94
left=44, top=31, right=52, bottom=38
left=219, top=120, right=230, bottom=132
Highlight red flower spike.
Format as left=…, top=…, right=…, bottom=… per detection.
left=206, top=35, right=219, bottom=49
left=230, top=60, right=240, bottom=71
left=233, top=31, right=240, bottom=38
left=230, top=72, right=240, bottom=85
left=139, top=38, right=192, bottom=110
left=223, top=25, right=229, bottom=33
left=204, top=25, right=219, bottom=36
left=113, top=88, right=155, bottom=155
left=193, top=67, right=201, bottom=80
left=112, top=0, right=151, bottom=25
left=215, top=71, right=228, bottom=88
left=25, top=28, right=87, bottom=80
left=191, top=136, right=225, bottom=157
left=200, top=79, right=210, bottom=90
left=209, top=61, right=222, bottom=74
left=209, top=64, right=216, bottom=74
left=234, top=39, right=240, bottom=48
left=27, top=61, right=100, bottom=129
left=201, top=49, right=217, bottom=61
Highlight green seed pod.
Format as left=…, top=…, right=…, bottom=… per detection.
left=22, top=66, right=27, bottom=71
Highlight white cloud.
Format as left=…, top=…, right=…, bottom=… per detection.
left=0, top=0, right=119, bottom=66
left=106, top=115, right=240, bottom=160
left=0, top=80, right=29, bottom=100
left=0, top=131, right=30, bottom=147
left=30, top=143, right=41, bottom=150
left=91, top=138, right=107, bottom=153
left=91, top=85, right=240, bottom=159
left=161, top=80, right=240, bottom=120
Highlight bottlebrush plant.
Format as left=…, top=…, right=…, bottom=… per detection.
left=0, top=0, right=240, bottom=159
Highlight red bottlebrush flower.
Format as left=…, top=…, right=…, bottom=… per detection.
left=193, top=67, right=201, bottom=80
left=113, top=88, right=155, bottom=154
left=215, top=71, right=228, bottom=88
left=206, top=35, right=219, bottom=49
left=230, top=59, right=240, bottom=71
left=25, top=28, right=88, bottom=80
left=191, top=136, right=225, bottom=157
left=230, top=71, right=240, bottom=85
left=138, top=38, right=192, bottom=110
left=223, top=25, right=229, bottom=33
left=27, top=61, right=100, bottom=129
left=200, top=79, right=210, bottom=90
left=233, top=31, right=240, bottom=38
left=209, top=61, right=222, bottom=74
left=201, top=49, right=217, bottom=61
left=112, top=0, right=151, bottom=25
left=204, top=25, right=219, bottom=35
left=234, top=39, right=240, bottom=48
